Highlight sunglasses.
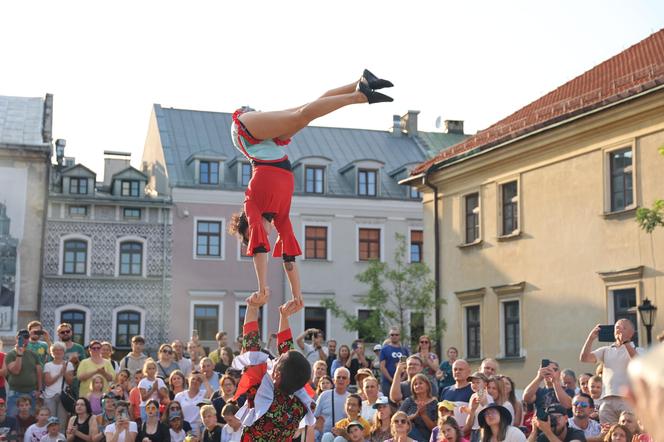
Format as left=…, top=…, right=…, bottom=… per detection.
left=573, top=401, right=590, bottom=408
left=161, top=349, right=173, bottom=354
left=394, top=419, right=407, bottom=424
left=145, top=405, right=158, bottom=411
left=419, top=340, right=429, bottom=344
left=58, top=330, right=72, bottom=334
left=90, top=346, right=101, bottom=350
left=390, top=333, right=400, bottom=336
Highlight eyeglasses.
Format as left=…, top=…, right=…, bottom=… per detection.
left=419, top=340, right=429, bottom=344
left=394, top=419, right=407, bottom=424
left=161, top=349, right=173, bottom=354
left=58, top=330, right=71, bottom=334
left=573, top=401, right=590, bottom=408
left=335, top=376, right=348, bottom=380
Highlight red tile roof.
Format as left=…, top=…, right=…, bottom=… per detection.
left=413, top=29, right=664, bottom=175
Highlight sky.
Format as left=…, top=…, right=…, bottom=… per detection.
left=2, top=0, right=664, bottom=178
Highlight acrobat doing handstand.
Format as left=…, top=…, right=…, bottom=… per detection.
left=228, top=69, right=394, bottom=299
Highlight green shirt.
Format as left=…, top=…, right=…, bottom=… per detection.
left=5, top=349, right=40, bottom=392
left=26, top=341, right=49, bottom=365
left=63, top=342, right=87, bottom=364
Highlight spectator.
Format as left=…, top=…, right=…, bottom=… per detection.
left=430, top=415, right=465, bottom=442
left=390, top=355, right=438, bottom=405
left=42, top=342, right=74, bottom=426
left=167, top=410, right=186, bottom=442
left=207, top=332, right=228, bottom=368
left=480, top=359, right=499, bottom=379
left=137, top=398, right=170, bottom=442
left=128, top=371, right=144, bottom=423
left=354, top=368, right=374, bottom=401
left=40, top=416, right=64, bottom=442
left=602, top=424, right=631, bottom=442
left=56, top=323, right=86, bottom=369
left=171, top=340, right=192, bottom=378
left=617, top=412, right=643, bottom=441
left=315, top=367, right=351, bottom=441
left=6, top=329, right=42, bottom=416
left=413, top=335, right=439, bottom=379
left=103, top=402, right=138, bottom=442
left=398, top=374, right=437, bottom=441
left=220, top=403, right=242, bottom=441
left=168, top=370, right=187, bottom=399
left=26, top=321, right=51, bottom=366
left=360, top=377, right=383, bottom=422
left=24, top=407, right=50, bottom=442
left=16, top=396, right=36, bottom=440
left=578, top=373, right=593, bottom=397
left=498, top=376, right=523, bottom=428
left=138, top=359, right=168, bottom=421
left=568, top=393, right=601, bottom=441
left=200, top=404, right=222, bottom=442
left=96, top=393, right=116, bottom=436
left=100, top=342, right=119, bottom=374
left=156, top=344, right=180, bottom=380
left=0, top=398, right=18, bottom=440
left=487, top=376, right=514, bottom=424
left=561, top=370, right=577, bottom=394
left=162, top=401, right=193, bottom=437
left=211, top=375, right=242, bottom=424
left=369, top=396, right=392, bottom=442
left=386, top=411, right=414, bottom=442
left=114, top=370, right=131, bottom=401
left=522, top=360, right=573, bottom=418
left=296, top=328, right=329, bottom=365
left=588, top=376, right=602, bottom=420
left=627, top=342, right=663, bottom=442
left=379, top=327, right=409, bottom=397
left=119, top=336, right=147, bottom=377
left=371, top=345, right=382, bottom=380
left=343, top=421, right=367, bottom=442
left=311, top=361, right=328, bottom=393
left=477, top=403, right=525, bottom=442
left=461, top=372, right=493, bottom=440
left=322, top=394, right=371, bottom=442
left=438, top=347, right=459, bottom=391
left=316, top=376, right=333, bottom=397
left=326, top=340, right=338, bottom=377
left=174, top=371, right=207, bottom=437
left=76, top=340, right=114, bottom=399
left=65, top=397, right=99, bottom=442
left=529, top=404, right=585, bottom=442
left=439, top=359, right=473, bottom=426
left=580, top=320, right=644, bottom=425
left=87, top=375, right=105, bottom=416
left=214, top=347, right=234, bottom=377
left=330, top=345, right=359, bottom=387
left=199, top=358, right=219, bottom=396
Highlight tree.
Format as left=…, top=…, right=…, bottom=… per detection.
left=635, top=146, right=664, bottom=232
left=321, top=232, right=441, bottom=346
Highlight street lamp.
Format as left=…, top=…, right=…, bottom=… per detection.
left=637, top=298, right=657, bottom=346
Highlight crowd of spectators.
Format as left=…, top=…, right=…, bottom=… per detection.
left=0, top=317, right=660, bottom=442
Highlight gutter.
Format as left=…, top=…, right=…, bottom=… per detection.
left=423, top=163, right=442, bottom=357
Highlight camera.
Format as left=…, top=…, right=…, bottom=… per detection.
left=399, top=355, right=407, bottom=363
left=540, top=359, right=550, bottom=368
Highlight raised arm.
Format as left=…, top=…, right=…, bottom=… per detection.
left=242, top=288, right=270, bottom=352
left=580, top=324, right=599, bottom=363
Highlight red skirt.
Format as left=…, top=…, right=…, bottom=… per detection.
left=244, top=165, right=302, bottom=258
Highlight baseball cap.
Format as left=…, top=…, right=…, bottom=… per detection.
left=437, top=400, right=456, bottom=412
left=546, top=404, right=567, bottom=415
left=169, top=411, right=183, bottom=421
left=345, top=420, right=364, bottom=431
left=467, top=371, right=489, bottom=383
left=373, top=344, right=382, bottom=351
left=372, top=396, right=390, bottom=409
left=47, top=416, right=60, bottom=426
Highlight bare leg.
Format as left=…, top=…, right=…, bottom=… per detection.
left=283, top=261, right=302, bottom=300
left=253, top=252, right=268, bottom=294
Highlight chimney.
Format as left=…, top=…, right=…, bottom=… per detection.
left=103, top=151, right=132, bottom=187
left=400, top=110, right=420, bottom=137
left=444, top=120, right=464, bottom=134
left=391, top=115, right=402, bottom=137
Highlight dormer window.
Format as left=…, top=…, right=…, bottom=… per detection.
left=305, top=166, right=325, bottom=194
left=241, top=163, right=252, bottom=187
left=69, top=178, right=88, bottom=195
left=121, top=180, right=140, bottom=197
left=358, top=169, right=377, bottom=197
left=200, top=161, right=219, bottom=185
left=409, top=186, right=421, bottom=199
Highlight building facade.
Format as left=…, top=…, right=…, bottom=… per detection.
left=405, top=30, right=664, bottom=387
left=40, top=150, right=172, bottom=351
left=142, top=106, right=467, bottom=348
left=0, top=94, right=53, bottom=335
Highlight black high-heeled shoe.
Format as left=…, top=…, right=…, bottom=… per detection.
left=357, top=79, right=394, bottom=104
left=363, top=69, right=393, bottom=89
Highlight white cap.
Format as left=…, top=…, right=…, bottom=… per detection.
left=373, top=344, right=382, bottom=351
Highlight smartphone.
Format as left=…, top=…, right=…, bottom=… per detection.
left=399, top=355, right=407, bottom=363
left=351, top=342, right=358, bottom=351
left=598, top=325, right=615, bottom=342
left=118, top=409, right=129, bottom=420
left=17, top=336, right=24, bottom=348
left=540, top=359, right=550, bottom=368
left=536, top=407, right=549, bottom=422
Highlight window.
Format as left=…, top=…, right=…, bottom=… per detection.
left=357, top=309, right=381, bottom=342
left=305, top=226, right=327, bottom=260
left=612, top=288, right=639, bottom=346
left=305, top=166, right=325, bottom=194
left=358, top=228, right=380, bottom=261
left=358, top=169, right=377, bottom=196
left=69, top=178, right=88, bottom=195
left=409, top=186, right=421, bottom=199
left=304, top=307, right=327, bottom=337
left=609, top=148, right=634, bottom=211
left=119, top=241, right=143, bottom=276
left=501, top=181, right=518, bottom=235
left=238, top=305, right=264, bottom=336
left=197, top=221, right=222, bottom=257
left=410, top=311, right=425, bottom=348
left=115, top=310, right=141, bottom=349
left=63, top=240, right=87, bottom=275
left=194, top=305, right=220, bottom=341
left=466, top=305, right=481, bottom=359
left=503, top=301, right=520, bottom=357
left=410, top=230, right=423, bottom=263
left=68, top=206, right=87, bottom=217
left=241, top=163, right=252, bottom=187
left=200, top=161, right=219, bottom=185
left=465, top=193, right=480, bottom=243
left=121, top=180, right=140, bottom=197
left=123, top=208, right=141, bottom=220
left=61, top=309, right=86, bottom=345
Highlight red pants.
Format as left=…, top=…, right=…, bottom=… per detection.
left=244, top=165, right=301, bottom=258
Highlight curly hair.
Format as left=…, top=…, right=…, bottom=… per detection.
left=228, top=211, right=249, bottom=245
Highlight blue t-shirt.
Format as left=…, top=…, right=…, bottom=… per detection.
left=379, top=345, right=409, bottom=378
left=534, top=386, right=575, bottom=415
left=439, top=383, right=473, bottom=402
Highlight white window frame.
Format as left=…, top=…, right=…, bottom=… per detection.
left=461, top=189, right=482, bottom=245
left=407, top=227, right=424, bottom=264
left=497, top=176, right=521, bottom=238
left=498, top=297, right=523, bottom=359
left=301, top=222, right=332, bottom=261
left=606, top=282, right=641, bottom=325
left=115, top=236, right=147, bottom=277
left=54, top=303, right=92, bottom=344
left=193, top=217, right=226, bottom=261
left=59, top=234, right=92, bottom=276
left=355, top=223, right=385, bottom=262
left=235, top=295, right=268, bottom=339
left=189, top=300, right=224, bottom=344
left=111, top=304, right=146, bottom=348
left=602, top=141, right=637, bottom=214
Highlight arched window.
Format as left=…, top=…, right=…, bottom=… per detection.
left=60, top=309, right=87, bottom=345
left=119, top=241, right=143, bottom=276
left=63, top=240, right=87, bottom=275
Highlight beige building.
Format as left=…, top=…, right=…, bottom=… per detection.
left=403, top=30, right=664, bottom=388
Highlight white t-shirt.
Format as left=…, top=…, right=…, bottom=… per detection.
left=43, top=361, right=75, bottom=399
left=469, top=392, right=494, bottom=430
left=24, top=423, right=48, bottom=442
left=174, top=389, right=206, bottom=431
left=592, top=344, right=644, bottom=398
left=302, top=342, right=328, bottom=365
left=221, top=424, right=242, bottom=442
left=104, top=421, right=138, bottom=442
left=170, top=428, right=187, bottom=442
left=138, top=377, right=167, bottom=406
left=502, top=425, right=527, bottom=442
left=361, top=398, right=386, bottom=422
left=39, top=433, right=66, bottom=442
left=177, top=357, right=193, bottom=377
left=569, top=417, right=602, bottom=437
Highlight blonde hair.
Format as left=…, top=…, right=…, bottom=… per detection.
left=200, top=404, right=216, bottom=419
left=142, top=358, right=157, bottom=376
left=390, top=411, right=411, bottom=436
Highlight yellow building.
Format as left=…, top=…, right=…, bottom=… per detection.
left=403, top=30, right=664, bottom=388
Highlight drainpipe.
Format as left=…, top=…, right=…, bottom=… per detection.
left=423, top=164, right=442, bottom=357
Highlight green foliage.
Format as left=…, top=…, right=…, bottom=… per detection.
left=321, top=233, right=442, bottom=345
left=636, top=146, right=664, bottom=233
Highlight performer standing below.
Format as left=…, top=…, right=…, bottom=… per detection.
left=228, top=70, right=394, bottom=300
left=232, top=289, right=314, bottom=441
